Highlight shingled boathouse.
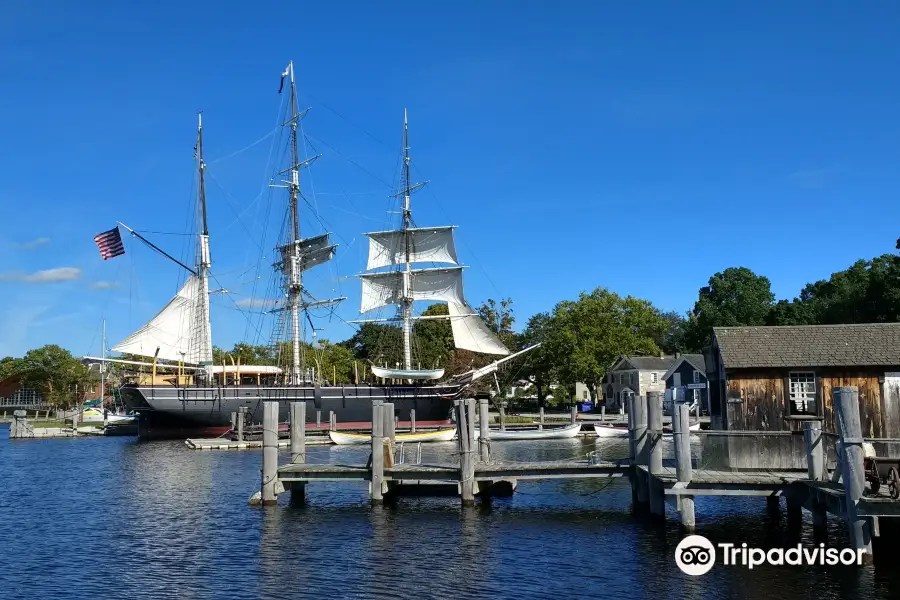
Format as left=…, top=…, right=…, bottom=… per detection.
left=705, top=323, right=900, bottom=438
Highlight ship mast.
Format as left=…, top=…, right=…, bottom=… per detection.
left=274, top=61, right=342, bottom=385
left=287, top=62, right=303, bottom=384
left=196, top=113, right=213, bottom=378
left=401, top=110, right=413, bottom=370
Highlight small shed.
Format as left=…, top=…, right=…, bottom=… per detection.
left=706, top=323, right=900, bottom=437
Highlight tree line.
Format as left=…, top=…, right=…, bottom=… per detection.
left=3, top=238, right=897, bottom=408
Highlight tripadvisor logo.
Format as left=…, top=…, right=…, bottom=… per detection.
left=675, top=535, right=866, bottom=576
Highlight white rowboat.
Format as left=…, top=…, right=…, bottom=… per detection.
left=593, top=424, right=629, bottom=438
left=475, top=423, right=583, bottom=441
left=593, top=422, right=701, bottom=438
left=328, top=428, right=457, bottom=445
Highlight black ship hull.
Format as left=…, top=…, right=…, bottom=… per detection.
left=118, top=383, right=460, bottom=440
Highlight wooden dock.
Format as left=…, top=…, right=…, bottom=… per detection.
left=248, top=388, right=900, bottom=564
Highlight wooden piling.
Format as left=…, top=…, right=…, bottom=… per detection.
left=570, top=405, right=577, bottom=425
left=457, top=400, right=475, bottom=506
left=834, top=387, right=873, bottom=562
left=410, top=408, right=417, bottom=433
left=289, top=401, right=306, bottom=504
left=371, top=400, right=385, bottom=505
left=237, top=407, right=246, bottom=442
left=290, top=402, right=306, bottom=464
left=384, top=403, right=396, bottom=441
left=383, top=402, right=396, bottom=473
left=478, top=396, right=490, bottom=462
left=499, top=403, right=506, bottom=431
left=316, top=410, right=321, bottom=429
left=11, top=409, right=26, bottom=438
left=804, top=420, right=825, bottom=481
left=647, top=391, right=664, bottom=518
left=329, top=411, right=336, bottom=432
left=539, top=406, right=544, bottom=431
left=803, top=420, right=827, bottom=534
left=261, top=401, right=279, bottom=506
left=632, top=394, right=649, bottom=505
left=601, top=405, right=606, bottom=422
left=674, top=402, right=695, bottom=531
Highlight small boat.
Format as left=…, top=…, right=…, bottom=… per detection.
left=475, top=423, right=583, bottom=441
left=662, top=422, right=701, bottom=434
left=81, top=407, right=137, bottom=425
left=329, top=428, right=458, bottom=445
left=593, top=423, right=630, bottom=438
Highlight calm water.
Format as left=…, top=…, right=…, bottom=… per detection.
left=2, top=425, right=899, bottom=599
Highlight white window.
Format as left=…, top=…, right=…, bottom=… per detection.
left=789, top=372, right=817, bottom=416
left=650, top=372, right=658, bottom=384
left=693, top=370, right=702, bottom=384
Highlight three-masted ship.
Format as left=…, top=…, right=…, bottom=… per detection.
left=97, top=62, right=532, bottom=440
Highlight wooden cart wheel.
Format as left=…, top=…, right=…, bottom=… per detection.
left=889, top=468, right=900, bottom=500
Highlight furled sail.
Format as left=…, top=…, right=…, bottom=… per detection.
left=112, top=276, right=209, bottom=364
left=448, top=302, right=510, bottom=356
left=366, top=226, right=458, bottom=270
left=359, top=266, right=466, bottom=313
left=276, top=233, right=336, bottom=276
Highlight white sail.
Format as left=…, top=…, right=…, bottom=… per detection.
left=359, top=266, right=466, bottom=313
left=366, top=226, right=458, bottom=270
left=112, top=276, right=210, bottom=364
left=448, top=302, right=510, bottom=356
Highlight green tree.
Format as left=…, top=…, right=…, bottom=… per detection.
left=303, top=340, right=354, bottom=384
left=685, top=267, right=775, bottom=350
left=796, top=255, right=900, bottom=324
left=766, top=299, right=815, bottom=326
left=412, top=303, right=454, bottom=369
left=213, top=343, right=273, bottom=366
left=342, top=323, right=403, bottom=367
left=17, top=345, right=91, bottom=408
left=516, top=311, right=554, bottom=407
left=0, top=356, right=23, bottom=381
left=545, top=288, right=668, bottom=403
left=655, top=310, right=697, bottom=353
left=478, top=298, right=516, bottom=349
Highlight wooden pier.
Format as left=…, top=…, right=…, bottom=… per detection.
left=249, top=387, right=900, bottom=563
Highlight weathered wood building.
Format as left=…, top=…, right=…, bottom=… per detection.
left=706, top=323, right=900, bottom=437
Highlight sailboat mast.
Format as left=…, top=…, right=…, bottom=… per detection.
left=196, top=113, right=213, bottom=376
left=401, top=109, right=413, bottom=371
left=100, top=318, right=106, bottom=404
left=287, top=62, right=303, bottom=385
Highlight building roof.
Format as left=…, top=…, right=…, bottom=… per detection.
left=662, top=354, right=707, bottom=381
left=714, top=323, right=900, bottom=369
left=611, top=355, right=677, bottom=371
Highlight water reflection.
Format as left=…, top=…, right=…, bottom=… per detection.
left=2, top=433, right=900, bottom=599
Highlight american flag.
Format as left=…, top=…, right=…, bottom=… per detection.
left=93, top=227, right=125, bottom=260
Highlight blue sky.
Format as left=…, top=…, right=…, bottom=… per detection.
left=1, top=1, right=899, bottom=358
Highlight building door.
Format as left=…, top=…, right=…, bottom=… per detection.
left=884, top=373, right=900, bottom=438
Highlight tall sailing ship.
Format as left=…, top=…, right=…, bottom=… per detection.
left=91, top=62, right=532, bottom=440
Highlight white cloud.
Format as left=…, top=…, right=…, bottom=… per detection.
left=236, top=297, right=277, bottom=308
left=89, top=281, right=120, bottom=290
left=0, top=267, right=82, bottom=284
left=17, top=237, right=50, bottom=250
